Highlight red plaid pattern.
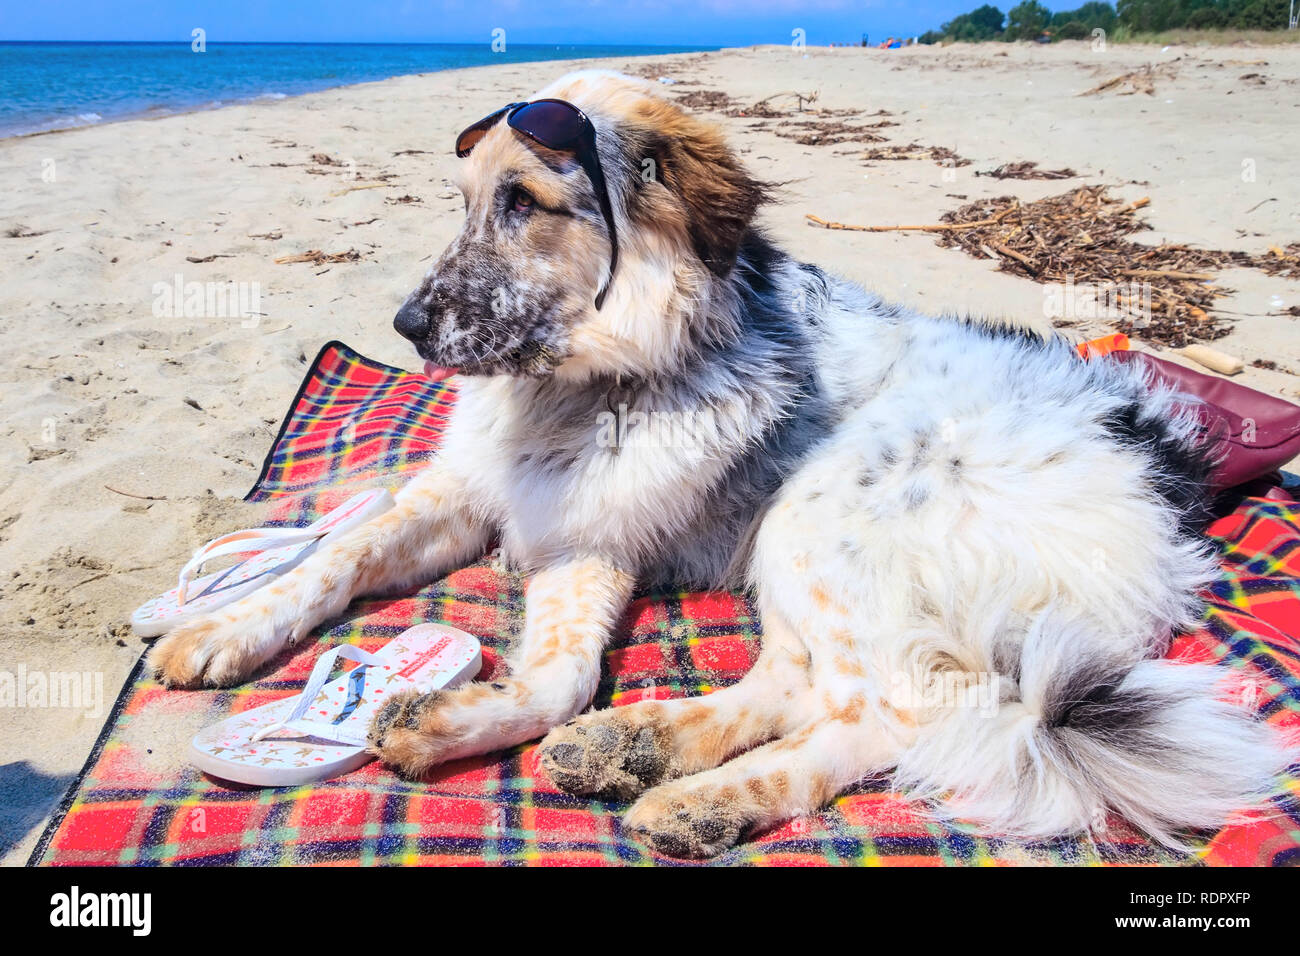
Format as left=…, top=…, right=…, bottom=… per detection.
left=29, top=343, right=1300, bottom=866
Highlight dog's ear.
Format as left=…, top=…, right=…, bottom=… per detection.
left=632, top=102, right=766, bottom=276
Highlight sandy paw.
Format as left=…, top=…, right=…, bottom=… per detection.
left=367, top=688, right=456, bottom=779
left=624, top=783, right=746, bottom=858
left=538, top=707, right=678, bottom=800
left=150, top=617, right=263, bottom=688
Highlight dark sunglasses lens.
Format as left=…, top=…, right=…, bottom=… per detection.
left=455, top=104, right=520, bottom=156
left=509, top=100, right=585, bottom=149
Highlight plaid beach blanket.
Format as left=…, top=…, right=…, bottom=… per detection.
left=30, top=342, right=1300, bottom=866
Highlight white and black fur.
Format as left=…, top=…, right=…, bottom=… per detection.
left=151, top=71, right=1295, bottom=855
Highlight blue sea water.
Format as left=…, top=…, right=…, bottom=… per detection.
left=0, top=41, right=715, bottom=137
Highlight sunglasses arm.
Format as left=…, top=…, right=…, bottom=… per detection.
left=581, top=141, right=619, bottom=311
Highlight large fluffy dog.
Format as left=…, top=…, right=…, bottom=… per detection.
left=151, top=71, right=1293, bottom=856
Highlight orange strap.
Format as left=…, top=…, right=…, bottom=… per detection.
left=1076, top=333, right=1130, bottom=360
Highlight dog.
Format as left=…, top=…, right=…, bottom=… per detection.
left=150, top=70, right=1293, bottom=857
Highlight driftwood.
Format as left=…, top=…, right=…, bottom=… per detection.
left=805, top=205, right=1020, bottom=234
left=273, top=249, right=362, bottom=265
left=1178, top=345, right=1244, bottom=376
left=804, top=186, right=1298, bottom=347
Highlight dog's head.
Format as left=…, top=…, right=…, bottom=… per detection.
left=393, top=70, right=766, bottom=382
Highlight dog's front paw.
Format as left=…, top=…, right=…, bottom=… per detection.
left=538, top=706, right=679, bottom=800
left=150, top=616, right=268, bottom=688
left=624, top=781, right=746, bottom=858
left=367, top=687, right=467, bottom=779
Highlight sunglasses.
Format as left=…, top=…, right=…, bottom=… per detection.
left=456, top=99, right=619, bottom=310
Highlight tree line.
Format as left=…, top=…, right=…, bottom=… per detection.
left=919, top=0, right=1292, bottom=43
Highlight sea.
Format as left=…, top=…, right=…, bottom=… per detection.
left=0, top=41, right=715, bottom=138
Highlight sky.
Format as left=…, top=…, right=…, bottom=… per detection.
left=0, top=0, right=1061, bottom=46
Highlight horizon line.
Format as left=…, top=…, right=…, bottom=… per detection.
left=0, top=39, right=728, bottom=47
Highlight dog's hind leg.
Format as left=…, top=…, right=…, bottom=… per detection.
left=615, top=580, right=913, bottom=858
left=368, top=554, right=635, bottom=778
left=622, top=703, right=900, bottom=858
left=536, top=606, right=816, bottom=800
left=150, top=463, right=489, bottom=688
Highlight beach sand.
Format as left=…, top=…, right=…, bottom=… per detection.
left=2, top=40, right=1298, bottom=864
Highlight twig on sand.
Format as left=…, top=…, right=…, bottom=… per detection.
left=992, top=243, right=1035, bottom=269
left=274, top=249, right=363, bottom=265
left=805, top=205, right=1019, bottom=234
left=1118, top=269, right=1214, bottom=281
left=1078, top=73, right=1129, bottom=96
left=1077, top=63, right=1171, bottom=97
left=105, top=485, right=167, bottom=501
left=329, top=183, right=390, bottom=197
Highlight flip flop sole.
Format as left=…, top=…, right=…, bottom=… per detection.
left=189, top=624, right=482, bottom=787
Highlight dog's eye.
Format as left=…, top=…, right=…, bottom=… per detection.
left=511, top=188, right=535, bottom=213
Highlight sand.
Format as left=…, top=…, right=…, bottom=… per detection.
left=2, top=39, right=1298, bottom=865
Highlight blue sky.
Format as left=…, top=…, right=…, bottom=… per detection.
left=0, top=0, right=1055, bottom=46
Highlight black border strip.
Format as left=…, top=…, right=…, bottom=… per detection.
left=244, top=340, right=422, bottom=501
left=26, top=651, right=149, bottom=866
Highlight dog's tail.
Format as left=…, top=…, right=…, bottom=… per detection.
left=892, top=612, right=1297, bottom=848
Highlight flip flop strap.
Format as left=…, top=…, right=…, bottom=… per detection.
left=176, top=490, right=390, bottom=605
left=248, top=643, right=387, bottom=747
left=177, top=525, right=327, bottom=604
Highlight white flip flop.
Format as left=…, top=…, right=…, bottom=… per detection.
left=189, top=624, right=482, bottom=787
left=132, top=487, right=394, bottom=637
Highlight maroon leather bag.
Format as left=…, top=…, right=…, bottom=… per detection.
left=1114, top=351, right=1300, bottom=496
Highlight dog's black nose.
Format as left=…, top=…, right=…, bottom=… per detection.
left=393, top=300, right=430, bottom=342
